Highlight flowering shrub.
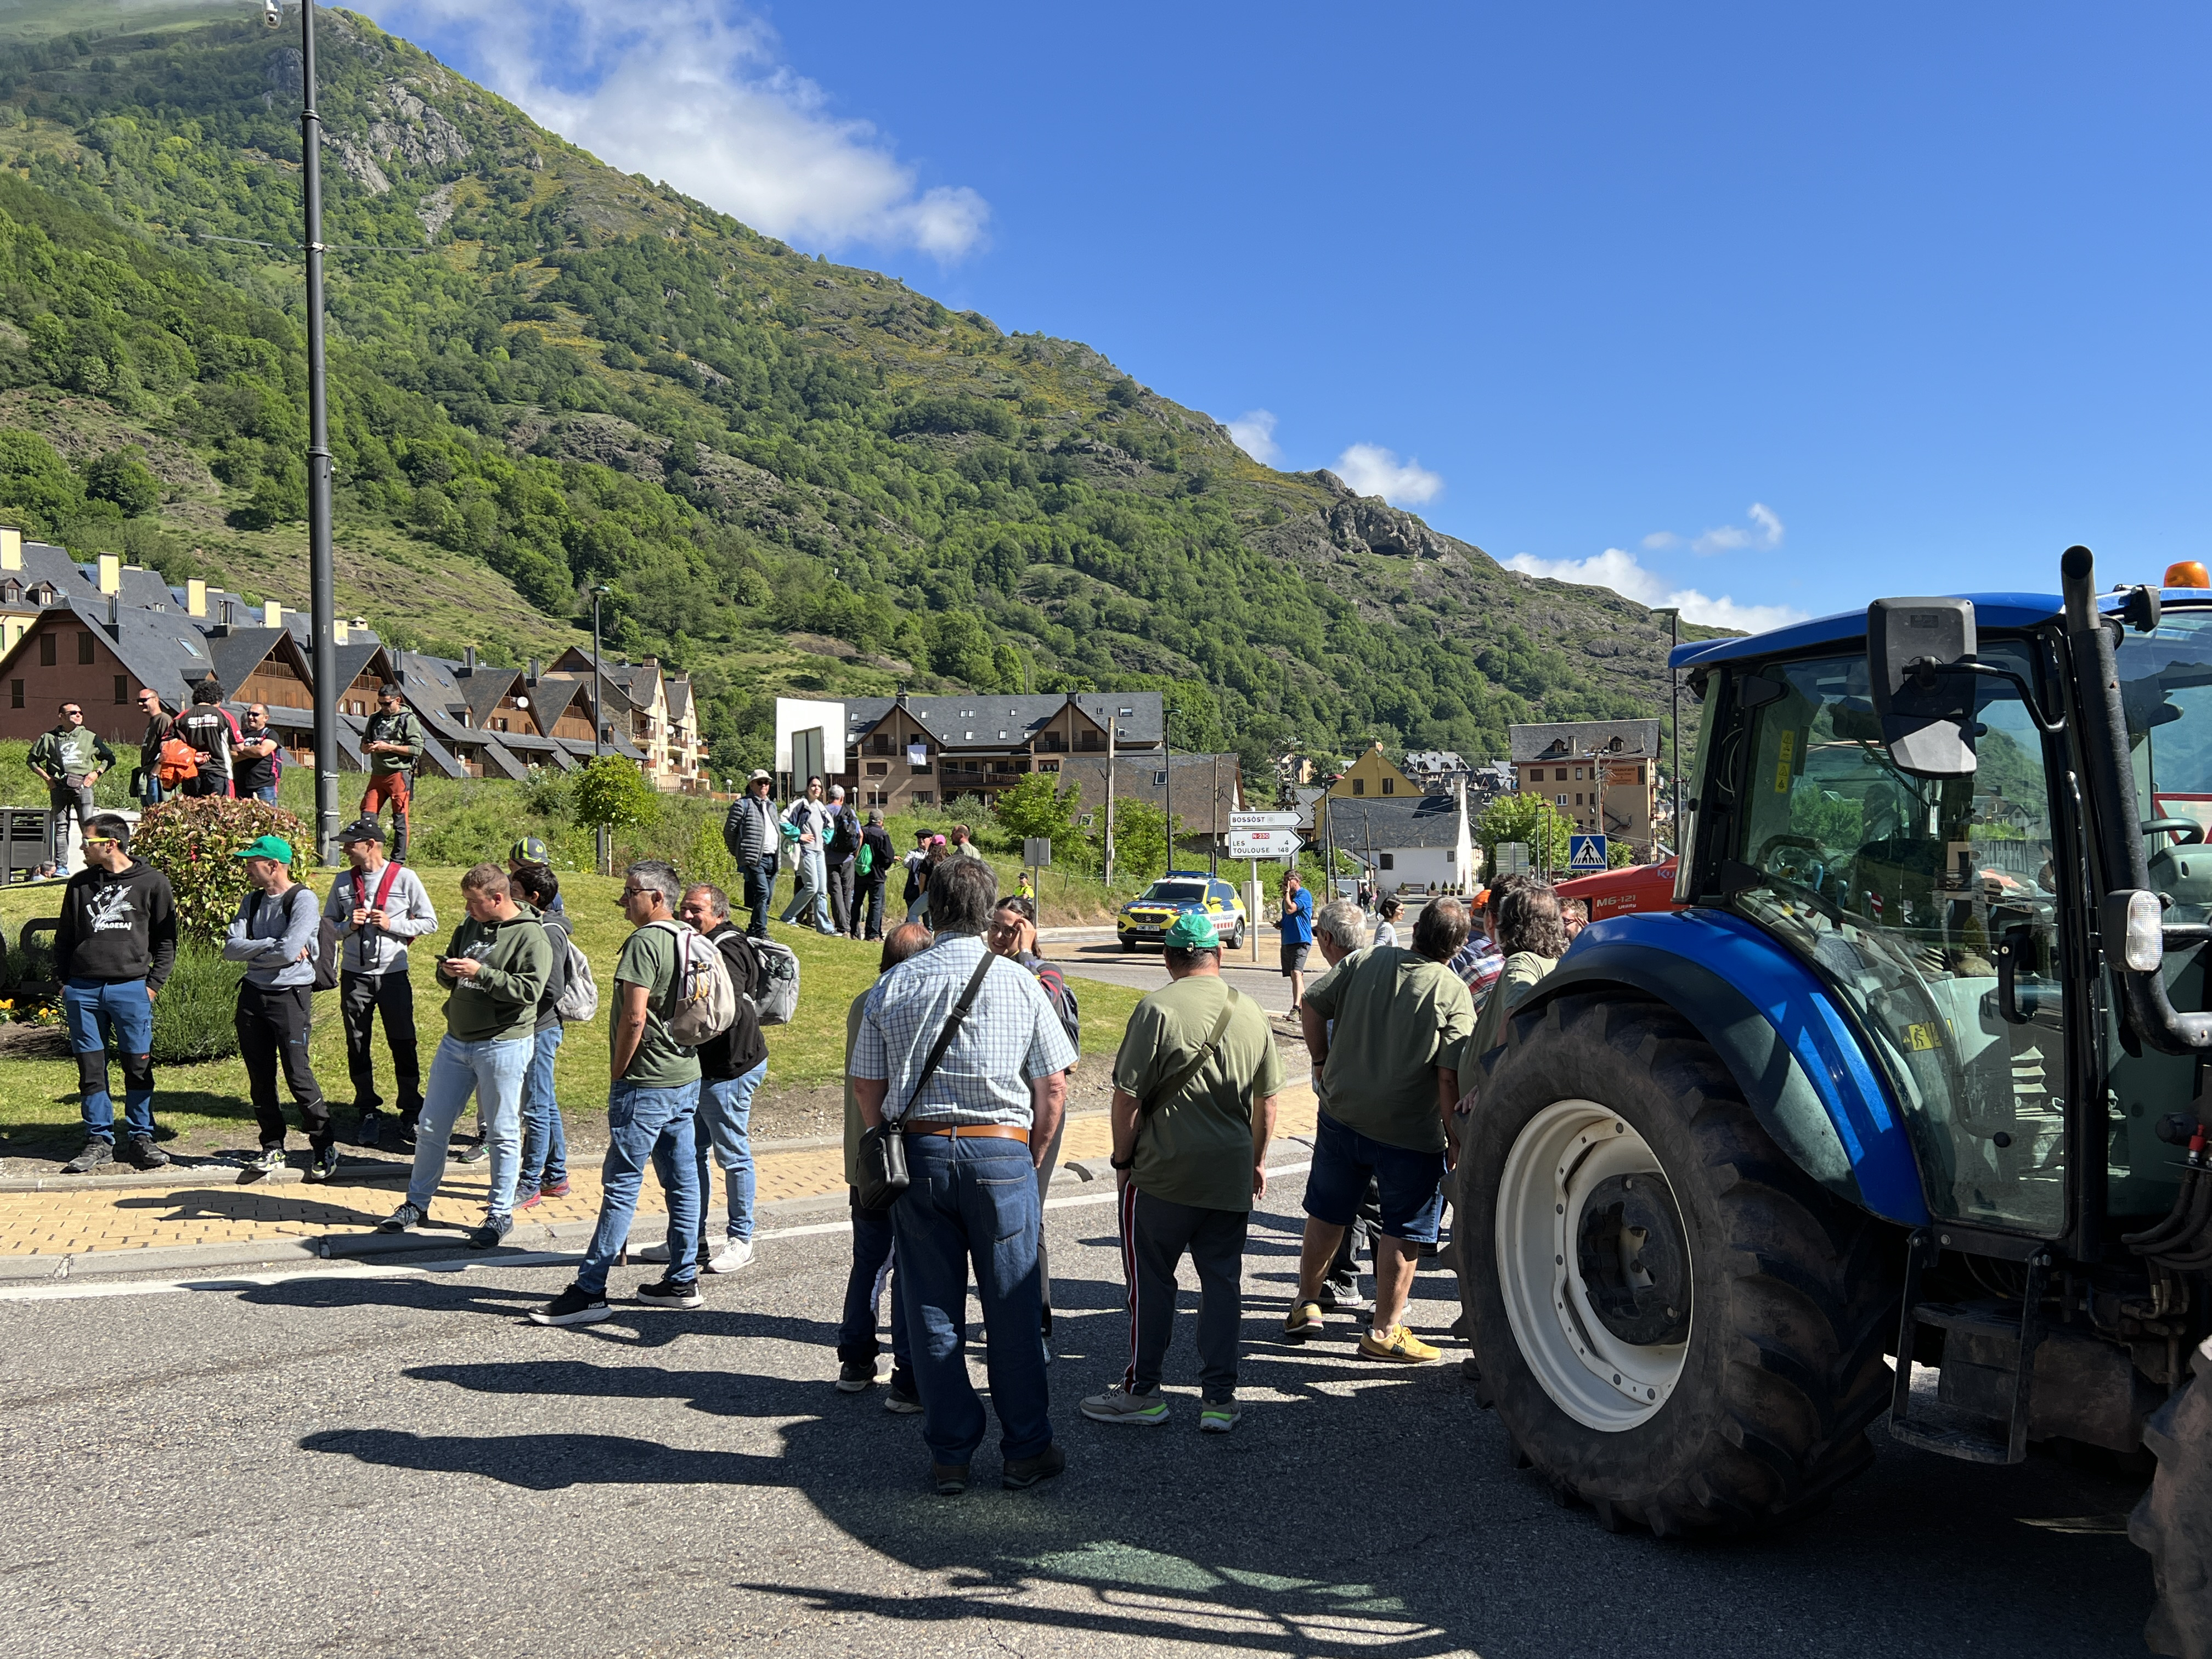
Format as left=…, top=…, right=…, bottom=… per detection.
left=132, top=795, right=313, bottom=943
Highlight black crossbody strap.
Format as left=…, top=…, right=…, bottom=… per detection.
left=895, top=951, right=996, bottom=1123
left=1141, top=989, right=1241, bottom=1118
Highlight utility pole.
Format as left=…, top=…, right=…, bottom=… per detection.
left=1163, top=702, right=1175, bottom=874
left=1209, top=751, right=1220, bottom=878
left=1103, top=714, right=1116, bottom=887
left=294, top=0, right=337, bottom=865
left=590, top=583, right=610, bottom=875
left=1666, top=607, right=1681, bottom=856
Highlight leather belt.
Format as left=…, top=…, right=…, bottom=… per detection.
left=903, top=1124, right=1030, bottom=1143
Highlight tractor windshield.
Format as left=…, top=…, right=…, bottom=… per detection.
left=2106, top=608, right=2212, bottom=1217
left=1723, top=641, right=2070, bottom=1235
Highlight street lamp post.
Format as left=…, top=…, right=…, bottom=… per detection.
left=590, top=583, right=611, bottom=873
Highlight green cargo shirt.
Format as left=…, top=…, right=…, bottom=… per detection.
left=1113, top=975, right=1284, bottom=1212
left=614, top=923, right=703, bottom=1088
left=363, top=707, right=424, bottom=778
left=436, top=913, right=554, bottom=1043
left=1303, top=945, right=1475, bottom=1154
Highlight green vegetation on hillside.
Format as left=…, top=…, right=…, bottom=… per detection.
left=0, top=11, right=1703, bottom=783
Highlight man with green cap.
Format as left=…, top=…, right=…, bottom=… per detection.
left=1085, top=909, right=1283, bottom=1433
left=222, top=833, right=333, bottom=1178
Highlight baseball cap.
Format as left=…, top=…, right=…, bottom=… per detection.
left=339, top=817, right=386, bottom=845
left=748, top=768, right=772, bottom=784
left=234, top=833, right=296, bottom=864
left=510, top=836, right=550, bottom=863
left=1163, top=911, right=1220, bottom=950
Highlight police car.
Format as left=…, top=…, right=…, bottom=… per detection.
left=1116, top=871, right=1247, bottom=951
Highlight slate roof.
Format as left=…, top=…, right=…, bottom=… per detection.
left=1322, top=793, right=1467, bottom=850
left=1508, top=719, right=1662, bottom=764
left=844, top=691, right=1165, bottom=752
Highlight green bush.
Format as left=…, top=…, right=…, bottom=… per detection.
left=132, top=795, right=313, bottom=943
left=149, top=945, right=243, bottom=1064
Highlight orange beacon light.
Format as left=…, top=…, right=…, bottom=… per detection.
left=2165, top=561, right=2211, bottom=589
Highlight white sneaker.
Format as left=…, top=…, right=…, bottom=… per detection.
left=707, top=1237, right=754, bottom=1274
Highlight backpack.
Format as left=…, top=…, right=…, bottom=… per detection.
left=747, top=934, right=801, bottom=1026
left=156, top=736, right=199, bottom=786
left=648, top=919, right=735, bottom=1047
left=551, top=918, right=598, bottom=1024
left=1031, top=959, right=1080, bottom=1052
left=856, top=841, right=873, bottom=877
left=252, top=885, right=340, bottom=992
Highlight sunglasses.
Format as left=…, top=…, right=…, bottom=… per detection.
left=82, top=836, right=117, bottom=847
left=61, top=709, right=82, bottom=718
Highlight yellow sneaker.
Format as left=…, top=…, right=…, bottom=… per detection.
left=1283, top=1300, right=1325, bottom=1343
left=1356, top=1324, right=1441, bottom=1363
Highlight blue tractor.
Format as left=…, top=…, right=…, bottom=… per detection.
left=1459, top=548, right=2207, bottom=1654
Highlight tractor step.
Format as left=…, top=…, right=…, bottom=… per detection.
left=1889, top=1230, right=2052, bottom=1465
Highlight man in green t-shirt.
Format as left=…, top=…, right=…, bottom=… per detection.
left=533, top=860, right=706, bottom=1326
left=1287, top=896, right=1475, bottom=1363
left=1083, top=910, right=1282, bottom=1433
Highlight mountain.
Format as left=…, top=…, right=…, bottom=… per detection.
left=0, top=7, right=1719, bottom=780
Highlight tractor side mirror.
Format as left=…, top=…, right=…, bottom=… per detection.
left=1868, top=597, right=1979, bottom=778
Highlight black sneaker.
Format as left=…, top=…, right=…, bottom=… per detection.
left=376, top=1201, right=427, bottom=1234
left=1001, top=1443, right=1065, bottom=1491
left=303, top=1145, right=340, bottom=1183
left=61, top=1140, right=114, bottom=1175
left=395, top=1114, right=419, bottom=1148
left=636, top=1277, right=703, bottom=1309
left=528, top=1284, right=611, bottom=1327
left=837, top=1359, right=881, bottom=1393
left=932, top=1462, right=970, bottom=1496
left=468, top=1212, right=514, bottom=1249
left=355, top=1110, right=383, bottom=1149
left=123, top=1136, right=168, bottom=1171
left=455, top=1137, right=489, bottom=1166
left=245, top=1146, right=286, bottom=1177
left=884, top=1386, right=923, bottom=1415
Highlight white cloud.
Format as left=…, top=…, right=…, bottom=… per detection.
left=1227, top=410, right=1281, bottom=466
left=1690, top=501, right=1786, bottom=556
left=1641, top=531, right=1680, bottom=551
left=1334, top=443, right=1443, bottom=506
left=1504, top=547, right=1808, bottom=634
left=375, top=0, right=990, bottom=259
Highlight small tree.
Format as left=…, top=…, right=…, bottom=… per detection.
left=132, top=797, right=314, bottom=943
left=1095, top=798, right=1178, bottom=886
left=992, top=771, right=1082, bottom=865
left=1475, top=792, right=1570, bottom=876
left=573, top=757, right=659, bottom=836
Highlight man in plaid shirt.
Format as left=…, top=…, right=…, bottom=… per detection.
left=852, top=856, right=1077, bottom=1497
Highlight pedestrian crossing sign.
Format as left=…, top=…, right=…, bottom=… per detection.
left=1568, top=833, right=1608, bottom=873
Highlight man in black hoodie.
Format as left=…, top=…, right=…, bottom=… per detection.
left=54, top=814, right=178, bottom=1173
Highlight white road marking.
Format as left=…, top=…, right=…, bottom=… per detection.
left=0, top=1166, right=1318, bottom=1304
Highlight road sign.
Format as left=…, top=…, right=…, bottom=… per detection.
left=1228, top=811, right=1300, bottom=830
left=1568, top=833, right=1609, bottom=873
left=1227, top=829, right=1303, bottom=859
left=1023, top=838, right=1053, bottom=867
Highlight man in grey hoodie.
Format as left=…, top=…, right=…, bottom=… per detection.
left=325, top=817, right=438, bottom=1148
left=223, top=834, right=332, bottom=1179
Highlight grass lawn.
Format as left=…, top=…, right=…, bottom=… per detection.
left=0, top=865, right=1143, bottom=1163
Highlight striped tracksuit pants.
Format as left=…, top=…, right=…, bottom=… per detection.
left=1118, top=1183, right=1249, bottom=1402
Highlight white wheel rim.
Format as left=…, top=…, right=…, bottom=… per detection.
left=1494, top=1098, right=1691, bottom=1431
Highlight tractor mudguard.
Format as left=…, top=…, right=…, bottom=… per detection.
left=1519, top=907, right=1928, bottom=1227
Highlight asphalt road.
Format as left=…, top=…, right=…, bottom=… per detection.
left=0, top=1167, right=2155, bottom=1659
left=1049, top=932, right=1304, bottom=1018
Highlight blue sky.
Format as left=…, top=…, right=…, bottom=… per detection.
left=374, top=1, right=2212, bottom=632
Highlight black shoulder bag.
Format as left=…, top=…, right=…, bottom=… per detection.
left=1140, top=988, right=1242, bottom=1120
left=855, top=951, right=996, bottom=1211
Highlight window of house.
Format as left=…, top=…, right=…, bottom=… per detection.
left=1383, top=778, right=1395, bottom=794
left=1379, top=852, right=1395, bottom=870
left=8, top=679, right=20, bottom=708
left=1446, top=849, right=1455, bottom=864
left=76, top=631, right=93, bottom=665
left=1154, top=770, right=1167, bottom=785
left=1352, top=778, right=1365, bottom=795
left=865, top=761, right=888, bottom=777
left=1575, top=793, right=1584, bottom=805
left=871, top=735, right=892, bottom=755
left=913, top=792, right=933, bottom=806
left=37, top=633, right=54, bottom=667
left=1556, top=793, right=1568, bottom=807
left=114, top=675, right=128, bottom=705
left=867, top=790, right=888, bottom=807
left=1040, top=759, right=1060, bottom=773
left=1555, top=768, right=1567, bottom=782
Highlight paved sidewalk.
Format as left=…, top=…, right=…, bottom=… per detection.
left=0, top=1084, right=1321, bottom=1260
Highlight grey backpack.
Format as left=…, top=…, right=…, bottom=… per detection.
left=748, top=935, right=801, bottom=1026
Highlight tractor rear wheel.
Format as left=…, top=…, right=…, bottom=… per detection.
left=2132, top=1338, right=2212, bottom=1659
left=1458, top=990, right=1895, bottom=1534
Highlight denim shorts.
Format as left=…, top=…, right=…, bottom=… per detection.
left=1304, top=1111, right=1447, bottom=1244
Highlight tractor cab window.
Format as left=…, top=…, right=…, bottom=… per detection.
left=2108, top=609, right=2212, bottom=1218
left=1726, top=644, right=2068, bottom=1235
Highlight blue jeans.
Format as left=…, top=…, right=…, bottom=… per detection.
left=408, top=1033, right=532, bottom=1217
left=839, top=1196, right=913, bottom=1387
left=780, top=848, right=830, bottom=930
left=893, top=1134, right=1052, bottom=1465
left=695, top=1058, right=765, bottom=1243
left=63, top=977, right=155, bottom=1142
left=248, top=783, right=279, bottom=804
left=518, top=1024, right=567, bottom=1190
left=577, top=1079, right=702, bottom=1293
left=743, top=855, right=778, bottom=939
left=1305, top=1110, right=1448, bottom=1245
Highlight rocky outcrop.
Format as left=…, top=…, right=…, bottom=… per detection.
left=1324, top=494, right=1454, bottom=561
left=322, top=131, right=391, bottom=195
left=365, top=81, right=472, bottom=171
left=416, top=180, right=456, bottom=240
